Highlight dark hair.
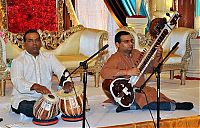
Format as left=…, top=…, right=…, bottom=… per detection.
left=115, top=31, right=131, bottom=43
left=23, top=29, right=40, bottom=42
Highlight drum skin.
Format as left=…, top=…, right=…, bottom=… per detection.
left=33, top=94, right=59, bottom=120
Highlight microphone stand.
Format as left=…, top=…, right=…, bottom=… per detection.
left=137, top=42, right=179, bottom=128
left=81, top=44, right=108, bottom=128
left=63, top=44, right=109, bottom=128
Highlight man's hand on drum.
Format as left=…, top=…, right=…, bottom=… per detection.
left=62, top=81, right=74, bottom=93
left=30, top=83, right=51, bottom=94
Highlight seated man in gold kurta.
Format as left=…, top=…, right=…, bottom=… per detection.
left=100, top=29, right=194, bottom=112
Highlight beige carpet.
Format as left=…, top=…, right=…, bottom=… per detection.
left=0, top=72, right=199, bottom=128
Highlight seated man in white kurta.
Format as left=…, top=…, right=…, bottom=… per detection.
left=10, top=29, right=73, bottom=117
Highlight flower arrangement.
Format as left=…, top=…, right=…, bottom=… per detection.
left=7, top=0, right=58, bottom=33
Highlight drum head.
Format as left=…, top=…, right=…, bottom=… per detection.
left=32, top=117, right=59, bottom=126
left=57, top=85, right=83, bottom=98
left=61, top=114, right=83, bottom=122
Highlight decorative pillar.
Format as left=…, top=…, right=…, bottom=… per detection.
left=126, top=16, right=148, bottom=34
left=187, top=39, right=200, bottom=78
left=195, top=0, right=200, bottom=37
left=194, top=17, right=200, bottom=38
left=136, top=0, right=142, bottom=15
left=148, top=0, right=157, bottom=19
left=153, top=0, right=174, bottom=20
left=126, top=0, right=148, bottom=34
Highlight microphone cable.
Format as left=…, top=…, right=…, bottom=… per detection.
left=59, top=69, right=91, bottom=128
left=140, top=90, right=156, bottom=128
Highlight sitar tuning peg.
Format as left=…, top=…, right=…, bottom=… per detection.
left=178, top=14, right=182, bottom=17
left=166, top=13, right=170, bottom=17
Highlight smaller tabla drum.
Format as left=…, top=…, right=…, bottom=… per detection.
left=32, top=93, right=59, bottom=125
left=57, top=85, right=84, bottom=122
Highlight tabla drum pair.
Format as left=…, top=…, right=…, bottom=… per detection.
left=32, top=85, right=84, bottom=125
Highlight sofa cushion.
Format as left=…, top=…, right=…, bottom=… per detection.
left=53, top=31, right=83, bottom=56
left=163, top=52, right=182, bottom=64
left=56, top=54, right=96, bottom=68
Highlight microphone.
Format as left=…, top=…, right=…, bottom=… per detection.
left=80, top=44, right=109, bottom=66
left=100, top=44, right=109, bottom=52
left=172, top=42, right=179, bottom=50
left=59, top=69, right=70, bottom=87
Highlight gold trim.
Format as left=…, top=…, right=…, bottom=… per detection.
left=0, top=0, right=7, bottom=31
left=3, top=25, right=85, bottom=50
left=57, top=0, right=64, bottom=32
left=65, top=0, right=79, bottom=26
left=41, top=25, right=85, bottom=49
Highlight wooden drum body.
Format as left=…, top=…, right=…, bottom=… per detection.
left=33, top=93, right=59, bottom=121
left=57, top=85, right=83, bottom=121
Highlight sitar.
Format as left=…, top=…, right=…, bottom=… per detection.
left=102, top=12, right=181, bottom=107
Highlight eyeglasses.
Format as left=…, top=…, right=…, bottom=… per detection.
left=26, top=38, right=41, bottom=43
left=120, top=39, right=134, bottom=44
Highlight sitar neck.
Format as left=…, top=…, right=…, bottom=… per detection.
left=128, top=11, right=180, bottom=86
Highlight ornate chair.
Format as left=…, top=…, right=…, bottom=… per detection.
left=117, top=26, right=197, bottom=85
left=161, top=27, right=197, bottom=85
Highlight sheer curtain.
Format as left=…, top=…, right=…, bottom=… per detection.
left=75, top=0, right=118, bottom=56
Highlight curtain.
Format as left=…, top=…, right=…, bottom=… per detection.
left=104, top=0, right=150, bottom=32
left=104, top=0, right=127, bottom=27
left=75, top=0, right=118, bottom=56
left=76, top=0, right=109, bottom=30
left=196, top=0, right=200, bottom=16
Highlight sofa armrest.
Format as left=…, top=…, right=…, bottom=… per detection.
left=0, top=37, right=8, bottom=80
left=0, top=37, right=6, bottom=64
left=6, top=41, right=23, bottom=60
left=163, top=27, right=197, bottom=57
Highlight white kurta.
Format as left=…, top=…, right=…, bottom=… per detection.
left=10, top=51, right=71, bottom=109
